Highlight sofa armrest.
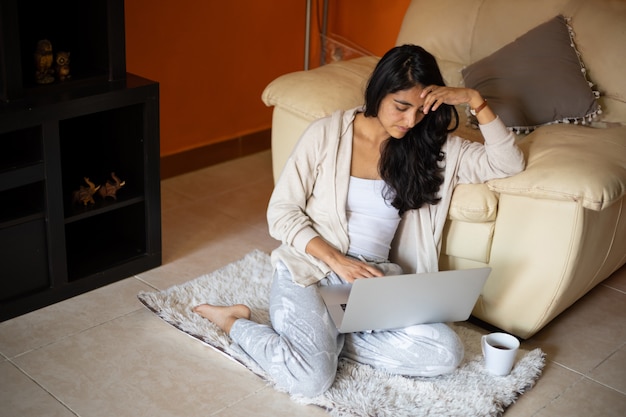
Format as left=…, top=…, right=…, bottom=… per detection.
left=448, top=184, right=498, bottom=222
left=262, top=56, right=379, bottom=119
left=487, top=124, right=626, bottom=211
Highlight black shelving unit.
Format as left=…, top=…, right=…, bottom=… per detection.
left=0, top=0, right=161, bottom=321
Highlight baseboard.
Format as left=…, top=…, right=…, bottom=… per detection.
left=160, top=129, right=271, bottom=179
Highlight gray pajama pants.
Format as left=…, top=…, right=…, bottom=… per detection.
left=229, top=260, right=464, bottom=397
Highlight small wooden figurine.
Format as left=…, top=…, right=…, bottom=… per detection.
left=98, top=172, right=125, bottom=200
left=34, top=39, right=54, bottom=84
left=72, top=177, right=100, bottom=206
left=55, top=51, right=71, bottom=81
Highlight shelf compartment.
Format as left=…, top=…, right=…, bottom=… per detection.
left=1, top=0, right=126, bottom=101
left=0, top=126, right=43, bottom=173
left=0, top=164, right=45, bottom=193
left=0, top=181, right=45, bottom=226
left=0, top=219, right=50, bottom=302
left=64, top=202, right=147, bottom=281
left=59, top=102, right=146, bottom=217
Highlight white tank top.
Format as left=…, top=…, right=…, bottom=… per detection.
left=346, top=176, right=401, bottom=260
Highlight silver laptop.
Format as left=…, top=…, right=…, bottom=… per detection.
left=319, top=267, right=491, bottom=333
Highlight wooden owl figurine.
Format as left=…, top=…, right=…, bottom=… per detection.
left=55, top=51, right=71, bottom=81
left=34, top=39, right=54, bottom=84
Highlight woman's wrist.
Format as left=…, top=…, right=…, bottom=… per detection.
left=470, top=99, right=488, bottom=116
left=467, top=90, right=485, bottom=110
left=305, top=236, right=342, bottom=266
left=466, top=89, right=496, bottom=124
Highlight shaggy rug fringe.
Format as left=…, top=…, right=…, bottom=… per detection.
left=138, top=250, right=545, bottom=417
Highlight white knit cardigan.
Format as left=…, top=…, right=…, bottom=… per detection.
left=267, top=107, right=525, bottom=286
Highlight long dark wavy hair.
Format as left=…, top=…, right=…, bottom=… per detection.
left=364, top=44, right=459, bottom=215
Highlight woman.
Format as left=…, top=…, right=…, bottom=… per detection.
left=194, top=44, right=525, bottom=397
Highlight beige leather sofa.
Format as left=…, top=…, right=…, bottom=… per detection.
left=261, top=0, right=626, bottom=338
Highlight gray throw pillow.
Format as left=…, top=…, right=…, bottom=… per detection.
left=462, top=15, right=600, bottom=133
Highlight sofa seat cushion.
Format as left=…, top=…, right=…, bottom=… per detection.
left=448, top=184, right=498, bottom=222
left=487, top=124, right=626, bottom=211
left=262, top=56, right=379, bottom=120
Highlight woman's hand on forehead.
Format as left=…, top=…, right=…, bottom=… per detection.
left=420, top=86, right=482, bottom=114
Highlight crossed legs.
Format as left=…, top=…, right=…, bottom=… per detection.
left=193, top=261, right=464, bottom=397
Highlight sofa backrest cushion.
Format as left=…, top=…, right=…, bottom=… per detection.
left=396, top=0, right=626, bottom=125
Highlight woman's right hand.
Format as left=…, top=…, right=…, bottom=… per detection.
left=328, top=256, right=384, bottom=283
left=305, top=237, right=383, bottom=283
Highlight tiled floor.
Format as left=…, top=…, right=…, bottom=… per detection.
left=1, top=150, right=625, bottom=416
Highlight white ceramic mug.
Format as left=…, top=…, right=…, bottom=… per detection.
left=481, top=332, right=520, bottom=376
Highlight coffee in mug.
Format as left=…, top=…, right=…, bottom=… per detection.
left=481, top=332, right=520, bottom=376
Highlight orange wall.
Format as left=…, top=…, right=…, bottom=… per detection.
left=328, top=0, right=411, bottom=56
left=125, top=0, right=409, bottom=157
left=125, top=0, right=306, bottom=156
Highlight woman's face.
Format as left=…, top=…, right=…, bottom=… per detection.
left=377, top=85, right=426, bottom=139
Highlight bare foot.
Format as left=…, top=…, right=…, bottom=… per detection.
left=192, top=304, right=251, bottom=334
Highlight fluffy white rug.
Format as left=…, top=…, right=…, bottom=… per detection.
left=138, top=250, right=545, bottom=417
